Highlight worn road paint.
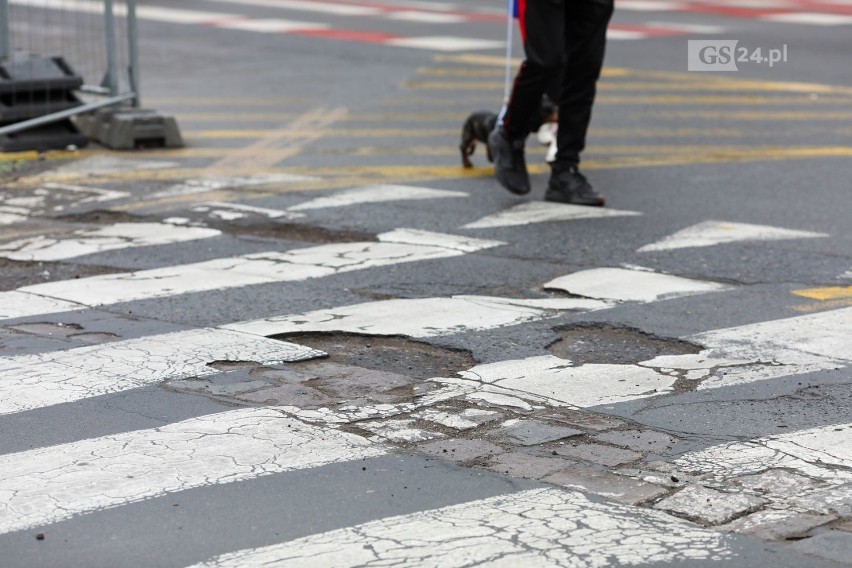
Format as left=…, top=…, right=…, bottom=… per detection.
left=185, top=488, right=733, bottom=567
left=638, top=220, right=827, bottom=252
left=792, top=286, right=852, bottom=301
left=643, top=306, right=852, bottom=390
left=6, top=230, right=502, bottom=317
left=151, top=174, right=318, bottom=199
left=763, top=12, right=852, bottom=25
left=0, top=329, right=322, bottom=415
left=460, top=355, right=677, bottom=408
left=462, top=201, right=641, bottom=229
left=192, top=202, right=303, bottom=221
left=45, top=155, right=179, bottom=176
left=386, top=36, right=504, bottom=51
left=225, top=296, right=610, bottom=338
left=0, top=212, right=27, bottom=225
left=0, top=291, right=85, bottom=320
left=544, top=267, right=729, bottom=303
left=288, top=184, right=467, bottom=211
left=0, top=223, right=221, bottom=262
left=0, top=408, right=385, bottom=535
left=674, top=423, right=852, bottom=485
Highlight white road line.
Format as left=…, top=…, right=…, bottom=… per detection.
left=544, top=267, right=730, bottom=303
left=674, top=423, right=852, bottom=485
left=224, top=296, right=610, bottom=338
left=200, top=0, right=384, bottom=17
left=150, top=174, right=318, bottom=199
left=386, top=36, right=504, bottom=52
left=0, top=223, right=221, bottom=262
left=638, top=220, right=827, bottom=252
left=185, top=488, right=734, bottom=568
left=462, top=202, right=641, bottom=230
left=842, top=268, right=852, bottom=279
left=0, top=291, right=85, bottom=320
left=192, top=202, right=303, bottom=221
left=647, top=306, right=852, bottom=390
left=2, top=230, right=502, bottom=319
left=0, top=408, right=386, bottom=535
left=459, top=355, right=679, bottom=408
left=215, top=18, right=329, bottom=32
left=0, top=212, right=28, bottom=225
left=0, top=328, right=322, bottom=415
left=388, top=11, right=466, bottom=23
left=761, top=12, right=852, bottom=25
left=617, top=1, right=688, bottom=11
left=288, top=184, right=467, bottom=211
left=48, top=156, right=180, bottom=176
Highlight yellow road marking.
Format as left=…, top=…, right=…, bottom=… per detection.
left=432, top=56, right=852, bottom=96
left=209, top=106, right=348, bottom=172
left=791, top=286, right=852, bottom=301
left=14, top=146, right=850, bottom=189
left=653, top=110, right=852, bottom=120
left=792, top=299, right=852, bottom=312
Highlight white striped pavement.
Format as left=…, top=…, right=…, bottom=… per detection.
left=544, top=267, right=730, bottom=303
left=225, top=296, right=610, bottom=338
left=674, top=423, right=852, bottom=485
left=184, top=488, right=734, bottom=567
left=0, top=328, right=322, bottom=415
left=0, top=223, right=221, bottom=262
left=288, top=184, right=467, bottom=211
left=0, top=408, right=386, bottom=535
left=1, top=229, right=503, bottom=320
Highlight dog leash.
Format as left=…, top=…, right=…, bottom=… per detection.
left=496, top=0, right=515, bottom=127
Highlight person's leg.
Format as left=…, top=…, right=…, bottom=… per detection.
left=492, top=0, right=565, bottom=195
left=501, top=0, right=565, bottom=142
left=553, top=0, right=613, bottom=166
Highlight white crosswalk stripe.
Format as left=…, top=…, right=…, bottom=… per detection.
left=0, top=329, right=321, bottom=415
left=184, top=488, right=735, bottom=568
left=0, top=229, right=503, bottom=321
left=0, top=408, right=386, bottom=535
left=0, top=222, right=221, bottom=262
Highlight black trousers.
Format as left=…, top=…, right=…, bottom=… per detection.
left=502, top=0, right=614, bottom=166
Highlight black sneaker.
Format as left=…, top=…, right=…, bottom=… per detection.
left=488, top=128, right=531, bottom=195
left=545, top=164, right=605, bottom=207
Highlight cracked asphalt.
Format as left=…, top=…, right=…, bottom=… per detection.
left=1, top=0, right=851, bottom=566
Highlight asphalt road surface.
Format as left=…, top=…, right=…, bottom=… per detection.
left=1, top=0, right=851, bottom=566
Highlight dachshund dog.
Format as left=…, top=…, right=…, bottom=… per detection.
left=459, top=95, right=558, bottom=168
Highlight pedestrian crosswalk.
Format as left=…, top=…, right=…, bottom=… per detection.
left=1, top=178, right=849, bottom=565
left=15, top=0, right=811, bottom=56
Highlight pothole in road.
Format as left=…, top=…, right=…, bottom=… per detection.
left=548, top=323, right=701, bottom=365
left=222, top=222, right=376, bottom=244
left=168, top=334, right=477, bottom=410
left=279, top=332, right=477, bottom=380
left=55, top=209, right=149, bottom=224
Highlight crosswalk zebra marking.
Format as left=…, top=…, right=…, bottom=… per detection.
left=638, top=220, right=827, bottom=253
left=673, top=423, right=852, bottom=485
left=462, top=201, right=641, bottom=230
left=0, top=291, right=85, bottom=320
left=1, top=229, right=503, bottom=320
left=184, top=488, right=734, bottom=568
left=0, top=212, right=27, bottom=225
left=224, top=296, right=610, bottom=338
left=459, top=355, right=678, bottom=408
left=0, top=329, right=322, bottom=415
left=288, top=184, right=467, bottom=211
left=0, top=223, right=222, bottom=262
left=192, top=201, right=304, bottom=221
left=0, top=408, right=386, bottom=535
left=544, top=267, right=730, bottom=303
left=150, top=174, right=318, bottom=199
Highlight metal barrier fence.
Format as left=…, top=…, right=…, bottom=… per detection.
left=0, top=0, right=168, bottom=150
